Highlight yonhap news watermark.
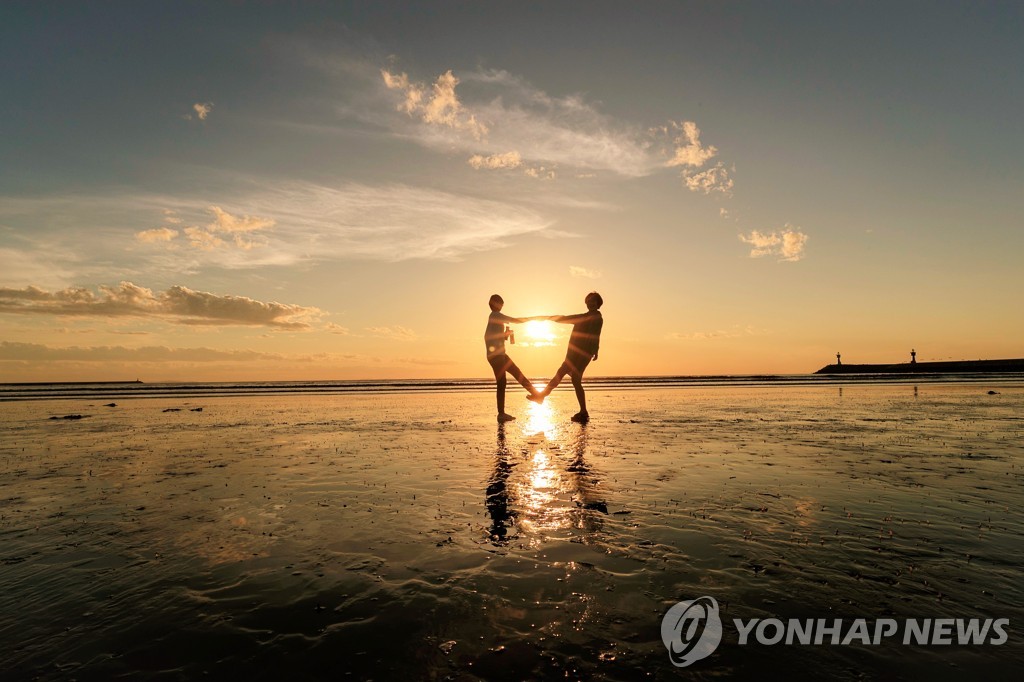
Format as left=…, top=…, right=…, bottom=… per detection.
left=661, top=596, right=1010, bottom=668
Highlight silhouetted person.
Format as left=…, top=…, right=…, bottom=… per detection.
left=529, top=292, right=604, bottom=422
left=485, top=294, right=542, bottom=422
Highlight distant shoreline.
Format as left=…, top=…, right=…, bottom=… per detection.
left=0, top=380, right=144, bottom=387
left=816, top=358, right=1024, bottom=374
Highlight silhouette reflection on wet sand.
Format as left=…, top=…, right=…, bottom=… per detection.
left=485, top=423, right=517, bottom=544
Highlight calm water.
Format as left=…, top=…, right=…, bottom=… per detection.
left=1, top=381, right=1022, bottom=679
left=4, top=372, right=1024, bottom=401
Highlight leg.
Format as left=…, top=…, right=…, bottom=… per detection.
left=566, top=354, right=593, bottom=422
left=495, top=374, right=507, bottom=415
left=571, top=372, right=587, bottom=413
left=541, top=361, right=572, bottom=396
left=489, top=355, right=515, bottom=421
left=504, top=358, right=540, bottom=396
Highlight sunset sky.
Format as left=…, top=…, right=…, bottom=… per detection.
left=2, top=2, right=1022, bottom=382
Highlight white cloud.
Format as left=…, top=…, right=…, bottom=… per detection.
left=569, top=265, right=602, bottom=279
left=684, top=163, right=734, bottom=195
left=738, top=225, right=809, bottom=262
left=0, top=282, right=321, bottom=329
left=142, top=206, right=275, bottom=252
left=468, top=151, right=523, bottom=170
left=207, top=206, right=274, bottom=234
left=665, top=121, right=718, bottom=168
left=524, top=165, right=556, bottom=180
left=135, top=227, right=179, bottom=243
left=326, top=323, right=350, bottom=335
left=779, top=230, right=809, bottom=261
left=293, top=58, right=733, bottom=193
left=183, top=225, right=226, bottom=250
left=192, top=102, right=213, bottom=120
left=377, top=67, right=668, bottom=177
left=382, top=69, right=487, bottom=140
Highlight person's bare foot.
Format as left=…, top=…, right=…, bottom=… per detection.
left=497, top=413, right=516, bottom=422
left=526, top=392, right=545, bottom=404
left=570, top=411, right=589, bottom=423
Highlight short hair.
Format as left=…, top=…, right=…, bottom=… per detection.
left=585, top=291, right=603, bottom=310
left=488, top=294, right=504, bottom=311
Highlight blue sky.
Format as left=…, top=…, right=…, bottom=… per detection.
left=2, top=2, right=1022, bottom=381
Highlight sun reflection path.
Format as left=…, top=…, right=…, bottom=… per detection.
left=521, top=387, right=560, bottom=441
left=511, top=395, right=607, bottom=539
left=515, top=395, right=564, bottom=536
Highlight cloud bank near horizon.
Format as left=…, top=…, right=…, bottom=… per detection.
left=0, top=282, right=321, bottom=329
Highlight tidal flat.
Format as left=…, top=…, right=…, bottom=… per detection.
left=1, top=383, right=1021, bottom=679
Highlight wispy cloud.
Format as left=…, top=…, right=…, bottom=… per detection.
left=139, top=206, right=275, bottom=251
left=0, top=282, right=321, bottom=329
left=378, top=67, right=718, bottom=180
left=0, top=247, right=78, bottom=288
left=569, top=265, right=602, bottom=279
left=393, top=356, right=458, bottom=366
left=524, top=165, right=556, bottom=180
left=0, top=342, right=384, bottom=384
left=5, top=183, right=553, bottom=275
left=0, top=341, right=279, bottom=363
left=235, top=182, right=552, bottom=263
left=315, top=58, right=738, bottom=197
left=468, top=151, right=523, bottom=170
left=208, top=206, right=273, bottom=234
left=135, top=227, right=179, bottom=243
left=365, top=325, right=417, bottom=341
left=738, top=226, right=809, bottom=262
left=667, top=325, right=770, bottom=341
left=684, top=163, right=734, bottom=195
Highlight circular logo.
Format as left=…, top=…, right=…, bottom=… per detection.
left=661, top=596, right=723, bottom=667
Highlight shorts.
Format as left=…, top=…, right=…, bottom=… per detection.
left=563, top=351, right=594, bottom=376
left=488, top=354, right=513, bottom=377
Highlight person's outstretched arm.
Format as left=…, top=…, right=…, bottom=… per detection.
left=492, top=312, right=547, bottom=324
left=491, top=311, right=525, bottom=324
left=550, top=311, right=591, bottom=324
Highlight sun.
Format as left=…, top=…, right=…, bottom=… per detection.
left=522, top=320, right=557, bottom=346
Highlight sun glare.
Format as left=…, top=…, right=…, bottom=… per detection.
left=522, top=320, right=557, bottom=345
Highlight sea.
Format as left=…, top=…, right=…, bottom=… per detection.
left=5, top=372, right=1024, bottom=401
